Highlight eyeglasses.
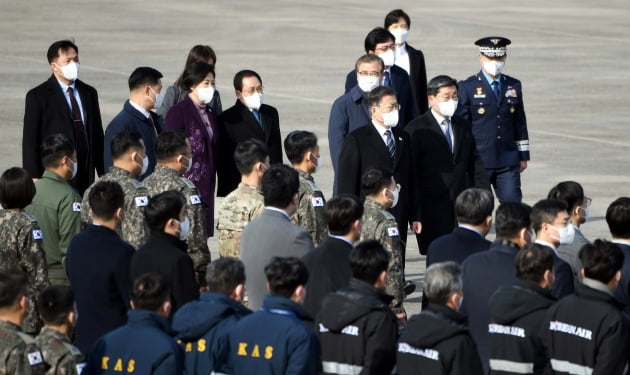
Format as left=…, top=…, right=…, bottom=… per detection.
left=379, top=104, right=401, bottom=112
left=374, top=44, right=395, bottom=53
left=436, top=95, right=459, bottom=101
left=241, top=87, right=264, bottom=95
left=357, top=71, right=381, bottom=77
left=583, top=197, right=592, bottom=207
left=386, top=184, right=401, bottom=193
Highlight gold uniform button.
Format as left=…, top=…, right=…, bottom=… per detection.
left=478, top=107, right=485, bottom=115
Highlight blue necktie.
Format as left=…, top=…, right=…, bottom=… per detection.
left=491, top=80, right=500, bottom=99
left=383, top=71, right=391, bottom=87
left=385, top=130, right=395, bottom=159
left=442, top=119, right=453, bottom=153
left=252, top=110, right=262, bottom=128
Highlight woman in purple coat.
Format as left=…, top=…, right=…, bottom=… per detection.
left=165, top=62, right=218, bottom=235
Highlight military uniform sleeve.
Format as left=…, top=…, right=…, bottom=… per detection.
left=79, top=188, right=92, bottom=229
left=293, top=188, right=317, bottom=241
left=19, top=221, right=50, bottom=294
left=328, top=98, right=350, bottom=173
left=513, top=82, right=530, bottom=161
left=250, top=199, right=265, bottom=220
left=122, top=188, right=150, bottom=249
left=54, top=352, right=84, bottom=375
left=57, top=192, right=83, bottom=272
left=184, top=186, right=211, bottom=286
left=376, top=219, right=404, bottom=313
left=9, top=340, right=46, bottom=375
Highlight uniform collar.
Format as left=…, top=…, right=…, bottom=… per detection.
left=42, top=170, right=69, bottom=184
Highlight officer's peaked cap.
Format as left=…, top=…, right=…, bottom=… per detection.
left=475, top=36, right=511, bottom=57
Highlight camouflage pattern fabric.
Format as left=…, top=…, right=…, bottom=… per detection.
left=35, top=327, right=85, bottom=375
left=291, top=169, right=328, bottom=246
left=216, top=183, right=264, bottom=258
left=0, top=320, right=46, bottom=374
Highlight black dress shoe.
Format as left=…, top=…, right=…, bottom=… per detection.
left=403, top=280, right=416, bottom=296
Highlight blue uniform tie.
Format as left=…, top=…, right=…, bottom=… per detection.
left=442, top=119, right=453, bottom=153
left=491, top=80, right=500, bottom=99
left=385, top=129, right=395, bottom=159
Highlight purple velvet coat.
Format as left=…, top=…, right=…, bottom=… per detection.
left=165, top=94, right=218, bottom=236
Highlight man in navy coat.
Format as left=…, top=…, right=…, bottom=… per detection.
left=606, top=197, right=630, bottom=314
left=456, top=37, right=529, bottom=203
left=461, top=201, right=532, bottom=374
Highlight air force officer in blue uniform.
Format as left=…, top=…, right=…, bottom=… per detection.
left=456, top=37, right=529, bottom=203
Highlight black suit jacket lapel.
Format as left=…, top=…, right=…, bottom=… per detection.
left=47, top=76, right=73, bottom=122
left=238, top=101, right=265, bottom=138
left=428, top=114, right=453, bottom=155
left=392, top=129, right=405, bottom=168
left=367, top=125, right=391, bottom=162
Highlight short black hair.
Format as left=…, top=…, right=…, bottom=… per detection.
left=155, top=130, right=189, bottom=161
left=324, top=195, right=363, bottom=236
left=233, top=70, right=262, bottom=91
left=495, top=202, right=532, bottom=240
left=182, top=62, right=215, bottom=92
left=206, top=258, right=245, bottom=296
left=579, top=239, right=624, bottom=284
left=175, top=45, right=217, bottom=87
left=145, top=190, right=186, bottom=232
left=284, top=131, right=318, bottom=165
left=361, top=168, right=393, bottom=197
left=0, top=270, right=28, bottom=309
left=349, top=240, right=390, bottom=284
left=265, top=257, right=308, bottom=298
left=128, top=66, right=163, bottom=91
left=427, top=75, right=459, bottom=96
left=606, top=197, right=630, bottom=239
left=37, top=285, right=74, bottom=325
left=0, top=167, right=36, bottom=209
left=364, top=27, right=395, bottom=52
left=367, top=86, right=397, bottom=109
left=41, top=134, right=75, bottom=168
left=88, top=181, right=125, bottom=221
left=455, top=188, right=494, bottom=226
left=234, top=140, right=269, bottom=175
left=131, top=273, right=171, bottom=311
left=261, top=164, right=299, bottom=208
left=515, top=244, right=555, bottom=285
left=384, top=9, right=411, bottom=29
left=47, top=40, right=78, bottom=63
left=548, top=181, right=585, bottom=213
left=531, top=199, right=568, bottom=233
left=111, top=131, right=144, bottom=160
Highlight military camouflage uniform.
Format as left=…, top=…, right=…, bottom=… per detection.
left=0, top=320, right=46, bottom=374
left=291, top=169, right=328, bottom=246
left=35, top=327, right=85, bottom=375
left=360, top=199, right=404, bottom=314
left=216, top=182, right=264, bottom=258
left=81, top=166, right=150, bottom=250
left=0, top=209, right=51, bottom=334
left=143, top=165, right=211, bottom=285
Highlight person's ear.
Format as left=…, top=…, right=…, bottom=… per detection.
left=68, top=311, right=76, bottom=325
left=352, top=219, right=361, bottom=234
left=580, top=269, right=586, bottom=279
left=231, top=284, right=245, bottom=302
left=115, top=207, right=124, bottom=222
left=19, top=295, right=28, bottom=314
left=293, top=285, right=307, bottom=304
left=543, top=269, right=554, bottom=289
left=375, top=270, right=387, bottom=289
left=130, top=300, right=136, bottom=310
left=266, top=282, right=271, bottom=292
left=616, top=270, right=622, bottom=283
left=485, top=216, right=493, bottom=228
left=292, top=192, right=299, bottom=206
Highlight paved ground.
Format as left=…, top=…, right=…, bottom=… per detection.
left=2, top=0, right=629, bottom=316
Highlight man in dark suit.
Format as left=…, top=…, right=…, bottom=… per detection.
left=427, top=188, right=493, bottom=267
left=23, top=40, right=104, bottom=195
left=302, top=195, right=363, bottom=320
left=337, top=86, right=421, bottom=272
left=65, top=180, right=134, bottom=354
left=217, top=70, right=282, bottom=196
left=104, top=67, right=163, bottom=180
left=530, top=199, right=576, bottom=299
left=240, top=164, right=315, bottom=311
left=384, top=9, right=428, bottom=115
left=344, top=27, right=418, bottom=128
left=461, top=202, right=532, bottom=374
left=606, top=197, right=630, bottom=315
left=456, top=37, right=529, bottom=203
left=405, top=75, right=476, bottom=254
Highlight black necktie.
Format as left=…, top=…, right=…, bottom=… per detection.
left=67, top=87, right=88, bottom=157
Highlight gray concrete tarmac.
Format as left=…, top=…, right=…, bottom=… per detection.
left=2, top=0, right=629, bottom=316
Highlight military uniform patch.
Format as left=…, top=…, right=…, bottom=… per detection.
left=311, top=197, right=324, bottom=207
left=32, top=229, right=43, bottom=240
left=76, top=363, right=86, bottom=373
left=27, top=350, right=43, bottom=366
left=135, top=196, right=149, bottom=207
left=72, top=202, right=82, bottom=212
left=387, top=227, right=400, bottom=237
left=474, top=87, right=486, bottom=98
left=190, top=195, right=201, bottom=205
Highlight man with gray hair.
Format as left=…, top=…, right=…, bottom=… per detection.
left=397, top=262, right=483, bottom=374
left=427, top=188, right=494, bottom=267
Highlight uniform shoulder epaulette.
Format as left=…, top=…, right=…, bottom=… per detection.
left=179, top=177, right=197, bottom=189
left=16, top=331, right=36, bottom=344
left=22, top=212, right=37, bottom=223
left=62, top=342, right=82, bottom=356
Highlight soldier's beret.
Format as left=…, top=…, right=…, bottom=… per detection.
left=475, top=36, right=511, bottom=57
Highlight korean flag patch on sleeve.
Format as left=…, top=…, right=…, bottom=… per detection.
left=27, top=350, right=43, bottom=366
left=311, top=197, right=324, bottom=207
left=32, top=229, right=43, bottom=240
left=190, top=195, right=201, bottom=205
left=387, top=227, right=399, bottom=237
left=135, top=196, right=149, bottom=207
left=72, top=202, right=82, bottom=212
left=76, top=362, right=87, bottom=374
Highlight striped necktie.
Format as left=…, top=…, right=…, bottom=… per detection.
left=385, top=129, right=395, bottom=159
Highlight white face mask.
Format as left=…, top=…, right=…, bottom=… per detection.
left=134, top=153, right=149, bottom=176
left=175, top=217, right=191, bottom=240
left=357, top=76, right=380, bottom=93
left=390, top=28, right=409, bottom=44
left=59, top=62, right=79, bottom=81
left=482, top=60, right=505, bottom=77
left=310, top=153, right=322, bottom=174
left=386, top=186, right=400, bottom=208
left=578, top=206, right=590, bottom=220
left=550, top=224, right=575, bottom=245
left=148, top=87, right=163, bottom=109
left=382, top=109, right=399, bottom=127
left=180, top=155, right=192, bottom=174
left=197, top=86, right=215, bottom=104
left=437, top=100, right=458, bottom=118
left=69, top=160, right=78, bottom=179
left=243, top=93, right=263, bottom=111
left=377, top=50, right=395, bottom=67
